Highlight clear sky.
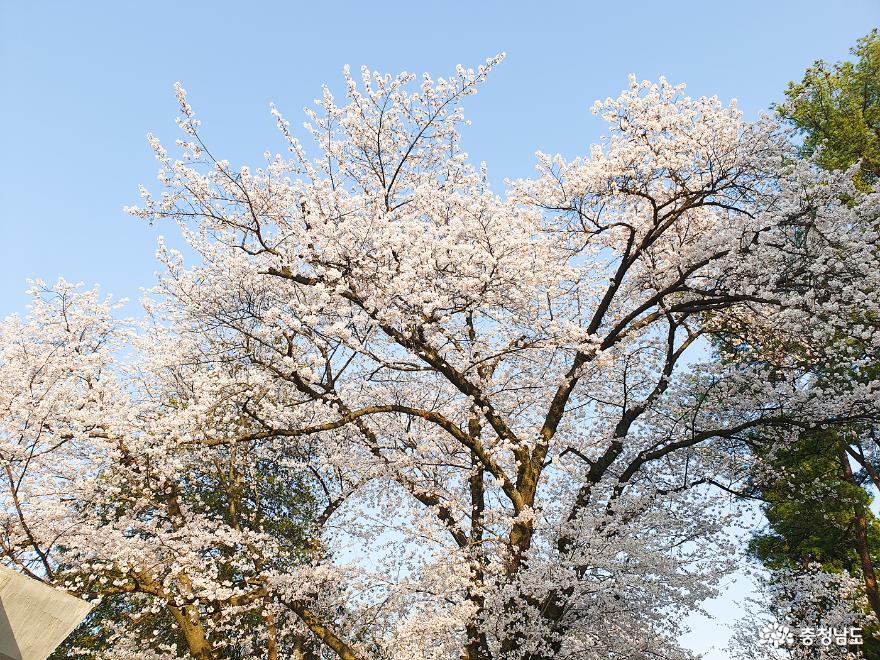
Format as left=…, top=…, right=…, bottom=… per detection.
left=1, top=1, right=878, bottom=657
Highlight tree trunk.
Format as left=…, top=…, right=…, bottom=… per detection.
left=167, top=603, right=216, bottom=660
left=838, top=446, right=880, bottom=619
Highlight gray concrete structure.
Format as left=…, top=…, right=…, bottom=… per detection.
left=0, top=566, right=92, bottom=660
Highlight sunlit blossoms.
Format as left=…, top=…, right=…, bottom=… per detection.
left=2, top=58, right=879, bottom=659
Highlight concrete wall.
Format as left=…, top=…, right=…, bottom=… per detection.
left=0, top=566, right=92, bottom=660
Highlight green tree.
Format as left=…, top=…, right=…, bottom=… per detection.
left=750, top=431, right=878, bottom=574
left=748, top=428, right=880, bottom=658
left=777, top=29, right=880, bottom=190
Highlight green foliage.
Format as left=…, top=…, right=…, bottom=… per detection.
left=749, top=431, right=878, bottom=573
left=749, top=430, right=880, bottom=657
left=777, top=29, right=880, bottom=190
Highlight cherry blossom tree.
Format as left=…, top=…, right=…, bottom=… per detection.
left=733, top=33, right=880, bottom=658
left=0, top=281, right=328, bottom=659
left=2, top=58, right=880, bottom=659
left=729, top=565, right=873, bottom=659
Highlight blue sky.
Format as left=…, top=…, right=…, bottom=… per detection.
left=1, top=1, right=878, bottom=656
left=1, top=1, right=877, bottom=313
